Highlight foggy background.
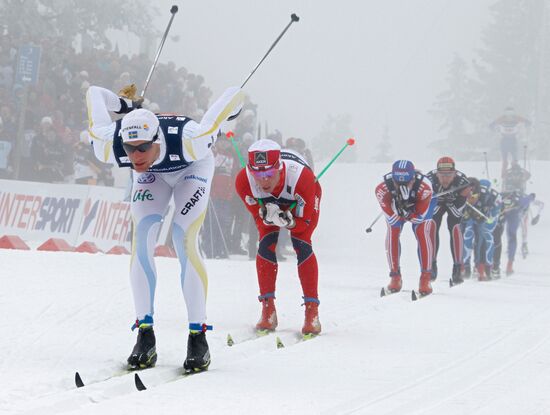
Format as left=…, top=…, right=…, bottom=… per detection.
left=1, top=0, right=548, bottom=185
left=150, top=0, right=493, bottom=161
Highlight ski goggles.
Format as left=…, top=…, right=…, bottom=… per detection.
left=122, top=135, right=158, bottom=154
left=249, top=166, right=279, bottom=179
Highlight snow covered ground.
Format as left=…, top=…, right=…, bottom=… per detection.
left=1, top=161, right=549, bottom=415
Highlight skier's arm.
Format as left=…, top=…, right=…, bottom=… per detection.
left=182, top=87, right=244, bottom=162
left=289, top=168, right=317, bottom=234
left=408, top=181, right=433, bottom=224
left=375, top=182, right=400, bottom=226
left=85, top=86, right=121, bottom=164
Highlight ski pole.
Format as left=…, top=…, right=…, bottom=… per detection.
left=365, top=212, right=383, bottom=233
left=226, top=131, right=246, bottom=168
left=288, top=138, right=355, bottom=209
left=241, top=13, right=300, bottom=88
left=315, top=138, right=355, bottom=182
left=465, top=201, right=490, bottom=222
left=141, top=5, right=179, bottom=98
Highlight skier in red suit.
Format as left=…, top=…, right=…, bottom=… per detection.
left=235, top=139, right=322, bottom=336
left=375, top=160, right=436, bottom=295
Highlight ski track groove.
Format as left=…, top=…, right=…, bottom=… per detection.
left=331, top=283, right=550, bottom=415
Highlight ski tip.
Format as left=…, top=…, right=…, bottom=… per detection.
left=227, top=333, right=234, bottom=347
left=276, top=336, right=285, bottom=349
left=75, top=372, right=84, bottom=388
left=380, top=287, right=386, bottom=297
left=302, top=333, right=317, bottom=341
left=256, top=329, right=270, bottom=337
left=134, top=373, right=147, bottom=391
left=411, top=290, right=418, bottom=301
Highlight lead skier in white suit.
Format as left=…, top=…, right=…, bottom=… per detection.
left=86, top=83, right=243, bottom=373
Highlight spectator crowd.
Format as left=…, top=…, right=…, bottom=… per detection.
left=0, top=30, right=315, bottom=260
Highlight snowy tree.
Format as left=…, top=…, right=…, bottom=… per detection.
left=312, top=113, right=356, bottom=163
left=430, top=54, right=481, bottom=159
left=373, top=124, right=393, bottom=163
left=0, top=0, right=159, bottom=51
left=475, top=0, right=550, bottom=159
left=433, top=0, right=550, bottom=159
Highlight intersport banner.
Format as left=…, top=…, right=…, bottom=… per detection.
left=0, top=180, right=141, bottom=251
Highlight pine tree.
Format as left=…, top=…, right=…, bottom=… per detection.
left=373, top=124, right=393, bottom=163
left=474, top=0, right=548, bottom=159
left=430, top=54, right=480, bottom=159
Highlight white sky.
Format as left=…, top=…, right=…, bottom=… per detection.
left=118, top=0, right=495, bottom=161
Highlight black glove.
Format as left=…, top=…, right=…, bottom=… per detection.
left=114, top=97, right=143, bottom=114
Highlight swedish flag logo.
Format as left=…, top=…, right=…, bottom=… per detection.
left=128, top=131, right=138, bottom=139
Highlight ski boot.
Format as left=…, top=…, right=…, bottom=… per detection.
left=521, top=242, right=528, bottom=259
left=127, top=323, right=157, bottom=370
left=386, top=271, right=402, bottom=293
left=419, top=272, right=433, bottom=296
left=492, top=267, right=501, bottom=279
left=431, top=261, right=438, bottom=281
left=183, top=329, right=211, bottom=374
left=302, top=297, right=321, bottom=337
left=506, top=260, right=514, bottom=276
left=451, top=263, right=464, bottom=285
left=463, top=263, right=472, bottom=279
left=256, top=294, right=278, bottom=333
left=477, top=263, right=488, bottom=281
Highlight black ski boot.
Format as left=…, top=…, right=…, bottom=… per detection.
left=451, top=263, right=464, bottom=285
left=183, top=331, right=211, bottom=374
left=127, top=326, right=157, bottom=370
left=431, top=261, right=438, bottom=281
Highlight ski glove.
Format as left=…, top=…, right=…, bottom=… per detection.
left=260, top=202, right=296, bottom=228
left=115, top=84, right=144, bottom=114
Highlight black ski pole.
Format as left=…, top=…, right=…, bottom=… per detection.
left=141, top=5, right=179, bottom=98
left=365, top=212, right=383, bottom=233
left=241, top=13, right=300, bottom=88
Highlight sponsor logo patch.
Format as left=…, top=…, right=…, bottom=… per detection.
left=132, top=189, right=154, bottom=202
left=181, top=187, right=206, bottom=215
left=137, top=173, right=156, bottom=184
left=169, top=154, right=181, bottom=161
left=245, top=195, right=257, bottom=206
left=254, top=152, right=267, bottom=165
left=168, top=126, right=179, bottom=134
left=120, top=156, right=130, bottom=163
left=184, top=174, right=207, bottom=183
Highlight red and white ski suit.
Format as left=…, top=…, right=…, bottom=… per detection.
left=235, top=151, right=321, bottom=301
left=375, top=174, right=435, bottom=275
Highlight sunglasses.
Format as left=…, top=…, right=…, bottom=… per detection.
left=122, top=135, right=158, bottom=154
left=249, top=167, right=279, bottom=179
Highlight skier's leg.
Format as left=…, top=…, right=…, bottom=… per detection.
left=171, top=155, right=214, bottom=328
left=127, top=172, right=172, bottom=369
left=130, top=172, right=173, bottom=325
